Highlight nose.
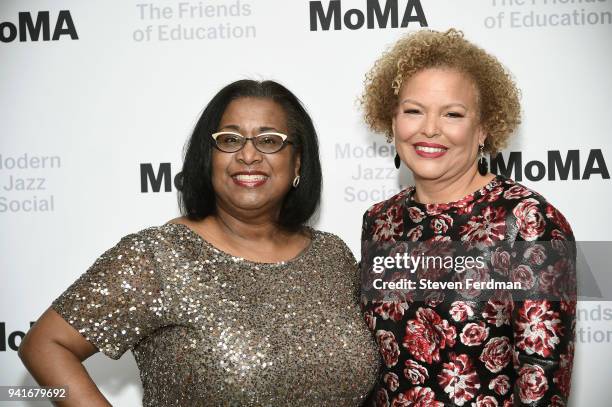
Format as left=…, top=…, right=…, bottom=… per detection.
left=235, top=138, right=263, bottom=165
left=422, top=113, right=440, bottom=138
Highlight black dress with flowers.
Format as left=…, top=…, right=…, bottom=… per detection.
left=360, top=175, right=576, bottom=407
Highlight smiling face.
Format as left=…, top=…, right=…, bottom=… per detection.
left=211, top=97, right=300, bottom=218
left=392, top=67, right=486, bottom=182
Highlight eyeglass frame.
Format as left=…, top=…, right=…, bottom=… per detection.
left=211, top=131, right=295, bottom=154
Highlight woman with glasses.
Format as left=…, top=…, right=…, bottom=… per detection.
left=19, top=80, right=380, bottom=406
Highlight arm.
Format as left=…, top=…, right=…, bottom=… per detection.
left=18, top=308, right=111, bottom=407
left=19, top=229, right=167, bottom=406
left=510, top=199, right=576, bottom=406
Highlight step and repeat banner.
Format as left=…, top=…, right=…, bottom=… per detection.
left=1, top=0, right=611, bottom=405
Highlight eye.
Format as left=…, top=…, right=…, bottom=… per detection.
left=445, top=112, right=464, bottom=118
left=259, top=136, right=279, bottom=145
left=218, top=134, right=241, bottom=145
left=403, top=109, right=421, bottom=114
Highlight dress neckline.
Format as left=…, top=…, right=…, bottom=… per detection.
left=168, top=222, right=317, bottom=267
left=406, top=175, right=503, bottom=210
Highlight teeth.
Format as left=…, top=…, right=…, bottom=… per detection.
left=234, top=174, right=267, bottom=182
left=415, top=146, right=446, bottom=153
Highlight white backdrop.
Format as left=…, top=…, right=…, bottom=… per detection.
left=1, top=0, right=611, bottom=405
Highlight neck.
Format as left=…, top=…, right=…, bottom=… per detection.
left=213, top=204, right=285, bottom=243
left=413, top=166, right=494, bottom=204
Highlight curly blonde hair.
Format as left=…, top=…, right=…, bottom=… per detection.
left=361, top=28, right=521, bottom=153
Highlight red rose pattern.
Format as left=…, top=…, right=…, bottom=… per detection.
left=384, top=372, right=400, bottom=392
left=362, top=177, right=575, bottom=406
left=364, top=310, right=377, bottom=331
left=482, top=298, right=513, bottom=327
left=472, top=394, right=499, bottom=407
left=488, top=374, right=510, bottom=396
left=392, top=386, right=444, bottom=407
left=510, top=264, right=536, bottom=289
left=374, top=300, right=409, bottom=322
left=515, top=300, right=563, bottom=358
left=546, top=205, right=572, bottom=236
left=479, top=337, right=512, bottom=373
left=376, top=330, right=401, bottom=367
left=431, top=213, right=454, bottom=235
left=524, top=244, right=547, bottom=266
left=513, top=198, right=546, bottom=241
left=403, top=308, right=456, bottom=364
left=373, top=205, right=404, bottom=242
left=408, top=206, right=425, bottom=223
left=406, top=225, right=423, bottom=241
left=460, top=206, right=507, bottom=246
left=517, top=364, right=549, bottom=403
left=503, top=184, right=532, bottom=199
left=450, top=301, right=475, bottom=322
left=438, top=353, right=481, bottom=406
left=460, top=322, right=489, bottom=346
left=404, top=359, right=429, bottom=385
left=491, top=248, right=511, bottom=276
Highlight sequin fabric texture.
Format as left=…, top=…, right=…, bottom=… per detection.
left=52, top=223, right=380, bottom=406
left=360, top=175, right=576, bottom=407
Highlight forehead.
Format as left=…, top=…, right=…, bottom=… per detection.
left=399, top=68, right=479, bottom=104
left=219, top=97, right=288, bottom=130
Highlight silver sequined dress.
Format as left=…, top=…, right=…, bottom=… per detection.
left=52, top=223, right=380, bottom=406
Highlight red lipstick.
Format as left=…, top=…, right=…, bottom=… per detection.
left=413, top=142, right=448, bottom=159
left=231, top=171, right=269, bottom=188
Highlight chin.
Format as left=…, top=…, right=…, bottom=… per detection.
left=228, top=197, right=268, bottom=211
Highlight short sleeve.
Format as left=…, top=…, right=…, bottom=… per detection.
left=52, top=232, right=167, bottom=359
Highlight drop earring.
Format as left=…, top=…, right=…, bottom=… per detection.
left=394, top=153, right=400, bottom=169
left=478, top=144, right=488, bottom=175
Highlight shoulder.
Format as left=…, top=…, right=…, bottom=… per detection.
left=311, top=229, right=357, bottom=264
left=111, top=222, right=198, bottom=254
left=362, top=187, right=413, bottom=221
left=496, top=176, right=574, bottom=240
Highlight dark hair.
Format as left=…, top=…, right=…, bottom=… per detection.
left=178, top=79, right=322, bottom=231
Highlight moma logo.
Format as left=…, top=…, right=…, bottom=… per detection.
left=309, top=0, right=427, bottom=31
left=140, top=163, right=181, bottom=193
left=491, top=149, right=610, bottom=181
left=0, top=10, right=78, bottom=43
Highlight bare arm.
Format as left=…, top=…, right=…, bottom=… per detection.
left=18, top=308, right=112, bottom=407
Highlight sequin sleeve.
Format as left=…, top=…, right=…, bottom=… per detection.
left=326, top=233, right=361, bottom=305
left=343, top=238, right=361, bottom=306
left=52, top=231, right=167, bottom=359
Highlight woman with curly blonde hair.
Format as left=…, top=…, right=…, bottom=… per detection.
left=360, top=29, right=576, bottom=406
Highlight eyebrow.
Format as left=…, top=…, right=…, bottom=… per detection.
left=219, top=124, right=281, bottom=132
left=399, top=98, right=468, bottom=110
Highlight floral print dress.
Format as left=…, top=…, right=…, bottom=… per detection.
left=360, top=175, right=576, bottom=407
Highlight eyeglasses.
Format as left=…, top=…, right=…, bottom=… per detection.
left=211, top=131, right=294, bottom=154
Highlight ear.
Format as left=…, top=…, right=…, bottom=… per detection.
left=391, top=115, right=397, bottom=140
left=477, top=125, right=487, bottom=147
